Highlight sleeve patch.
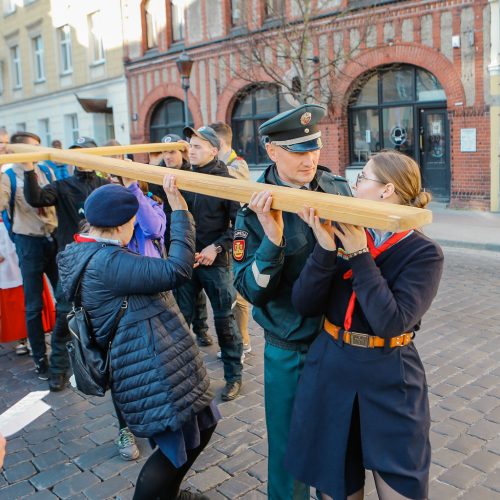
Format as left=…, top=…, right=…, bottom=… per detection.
left=234, top=229, right=248, bottom=239
left=233, top=239, right=246, bottom=261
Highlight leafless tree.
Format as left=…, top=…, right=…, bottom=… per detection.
left=229, top=0, right=370, bottom=109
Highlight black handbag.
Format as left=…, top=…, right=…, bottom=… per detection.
left=66, top=252, right=128, bottom=397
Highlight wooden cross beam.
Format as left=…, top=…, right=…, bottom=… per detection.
left=0, top=142, right=186, bottom=164
left=0, top=143, right=432, bottom=231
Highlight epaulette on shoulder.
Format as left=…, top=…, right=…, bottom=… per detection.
left=331, top=174, right=349, bottom=183
left=238, top=204, right=252, bottom=216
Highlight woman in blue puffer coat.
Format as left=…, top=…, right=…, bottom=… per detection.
left=57, top=177, right=216, bottom=500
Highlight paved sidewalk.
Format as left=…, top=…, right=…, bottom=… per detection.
left=425, top=203, right=500, bottom=252
left=1, top=244, right=500, bottom=499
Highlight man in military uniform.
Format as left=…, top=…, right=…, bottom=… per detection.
left=233, top=104, right=351, bottom=499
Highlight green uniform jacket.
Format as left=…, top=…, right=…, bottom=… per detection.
left=233, top=164, right=351, bottom=344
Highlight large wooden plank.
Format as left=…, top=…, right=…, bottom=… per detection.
left=0, top=152, right=51, bottom=164
left=0, top=142, right=185, bottom=164
left=4, top=143, right=432, bottom=231
left=75, top=143, right=186, bottom=156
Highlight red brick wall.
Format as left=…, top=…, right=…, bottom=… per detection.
left=125, top=0, right=491, bottom=209
left=449, top=108, right=491, bottom=209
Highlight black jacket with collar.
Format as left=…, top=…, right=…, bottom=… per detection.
left=24, top=169, right=109, bottom=251
left=183, top=158, right=239, bottom=267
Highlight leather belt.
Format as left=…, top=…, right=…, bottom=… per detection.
left=324, top=319, right=413, bottom=349
left=264, top=331, right=311, bottom=353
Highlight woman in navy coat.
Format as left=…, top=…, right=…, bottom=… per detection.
left=284, top=151, right=444, bottom=500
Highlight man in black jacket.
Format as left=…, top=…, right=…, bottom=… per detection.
left=22, top=136, right=108, bottom=391
left=175, top=126, right=243, bottom=401
left=149, top=134, right=211, bottom=344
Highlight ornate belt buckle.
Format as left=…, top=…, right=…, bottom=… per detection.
left=350, top=332, right=370, bottom=348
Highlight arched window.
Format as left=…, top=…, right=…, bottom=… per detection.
left=149, top=97, right=193, bottom=142
left=231, top=85, right=293, bottom=169
left=348, top=64, right=446, bottom=164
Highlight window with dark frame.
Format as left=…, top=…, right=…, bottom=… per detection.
left=348, top=64, right=446, bottom=165
left=231, top=84, right=293, bottom=169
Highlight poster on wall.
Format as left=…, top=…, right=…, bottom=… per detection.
left=460, top=128, right=476, bottom=152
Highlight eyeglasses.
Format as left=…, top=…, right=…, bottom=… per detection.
left=355, top=172, right=386, bottom=187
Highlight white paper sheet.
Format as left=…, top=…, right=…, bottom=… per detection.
left=0, top=391, right=51, bottom=438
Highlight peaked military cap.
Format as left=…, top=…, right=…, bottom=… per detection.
left=161, top=133, right=182, bottom=143
left=69, top=136, right=98, bottom=149
left=259, top=103, right=326, bottom=152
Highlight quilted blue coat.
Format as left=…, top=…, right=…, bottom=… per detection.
left=57, top=210, right=212, bottom=437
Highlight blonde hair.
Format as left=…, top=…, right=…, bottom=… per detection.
left=369, top=151, right=432, bottom=209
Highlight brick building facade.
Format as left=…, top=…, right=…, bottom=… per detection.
left=122, top=0, right=497, bottom=210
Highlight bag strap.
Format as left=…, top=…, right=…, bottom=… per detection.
left=38, top=162, right=54, bottom=184
left=108, top=299, right=128, bottom=346
left=6, top=169, right=17, bottom=221
left=73, top=247, right=105, bottom=307
left=73, top=246, right=128, bottom=344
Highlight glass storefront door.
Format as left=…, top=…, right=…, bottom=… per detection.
left=419, top=109, right=450, bottom=200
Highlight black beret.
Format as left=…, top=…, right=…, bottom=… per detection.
left=84, top=184, right=139, bottom=228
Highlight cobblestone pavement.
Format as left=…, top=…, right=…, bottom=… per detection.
left=1, top=246, right=500, bottom=499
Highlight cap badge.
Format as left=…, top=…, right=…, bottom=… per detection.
left=305, top=128, right=309, bottom=133
left=76, top=137, right=85, bottom=144
left=162, top=137, right=172, bottom=143
left=300, top=112, right=312, bottom=126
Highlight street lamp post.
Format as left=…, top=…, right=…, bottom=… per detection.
left=176, top=52, right=194, bottom=128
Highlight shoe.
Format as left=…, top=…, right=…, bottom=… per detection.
left=196, top=331, right=213, bottom=346
left=35, top=357, right=49, bottom=381
left=15, top=340, right=29, bottom=355
left=49, top=373, right=68, bottom=392
left=243, top=342, right=252, bottom=354
left=116, top=427, right=140, bottom=461
left=217, top=351, right=245, bottom=363
left=221, top=380, right=242, bottom=401
left=177, top=488, right=210, bottom=499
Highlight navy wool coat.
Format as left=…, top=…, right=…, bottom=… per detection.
left=284, top=231, right=444, bottom=500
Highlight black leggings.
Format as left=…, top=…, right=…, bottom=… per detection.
left=133, top=424, right=216, bottom=500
